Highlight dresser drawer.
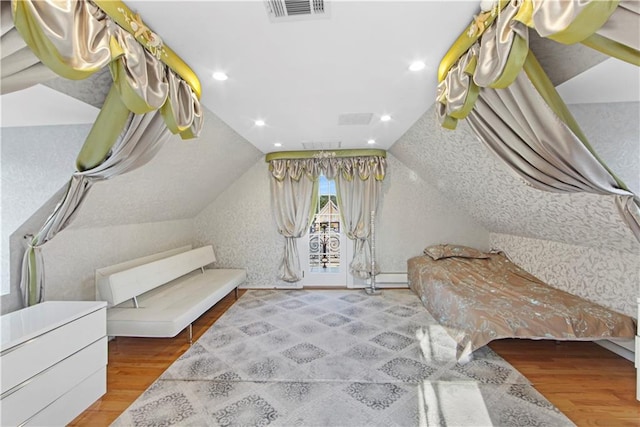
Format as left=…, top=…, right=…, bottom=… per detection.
left=1, top=337, right=107, bottom=427
left=1, top=308, right=105, bottom=392
left=25, top=366, right=106, bottom=427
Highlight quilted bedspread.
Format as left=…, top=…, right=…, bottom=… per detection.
left=408, top=253, right=636, bottom=360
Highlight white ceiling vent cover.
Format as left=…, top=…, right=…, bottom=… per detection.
left=265, top=0, right=330, bottom=22
left=338, top=113, right=373, bottom=126
left=301, top=141, right=342, bottom=150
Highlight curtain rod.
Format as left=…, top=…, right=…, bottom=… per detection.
left=265, top=149, right=387, bottom=162
left=92, top=0, right=201, bottom=98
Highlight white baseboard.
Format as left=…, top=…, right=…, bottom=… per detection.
left=366, top=272, right=408, bottom=288
left=595, top=338, right=635, bottom=362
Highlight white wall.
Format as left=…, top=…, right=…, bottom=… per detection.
left=1, top=210, right=196, bottom=314
left=68, top=111, right=263, bottom=229
left=194, top=153, right=489, bottom=288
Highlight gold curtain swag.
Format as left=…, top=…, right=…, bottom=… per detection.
left=11, top=0, right=203, bottom=171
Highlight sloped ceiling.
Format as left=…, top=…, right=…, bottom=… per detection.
left=5, top=3, right=636, bottom=244
left=67, top=106, right=262, bottom=229
left=42, top=67, right=111, bottom=109
left=390, top=37, right=638, bottom=255
left=528, top=31, right=608, bottom=85
left=390, top=101, right=639, bottom=254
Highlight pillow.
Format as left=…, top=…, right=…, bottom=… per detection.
left=423, top=244, right=490, bottom=260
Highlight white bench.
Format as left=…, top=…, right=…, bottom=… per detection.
left=96, top=245, right=245, bottom=342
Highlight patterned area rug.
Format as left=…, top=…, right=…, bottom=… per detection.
left=113, top=289, right=574, bottom=426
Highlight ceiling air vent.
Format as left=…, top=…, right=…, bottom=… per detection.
left=301, top=141, right=342, bottom=150
left=265, top=0, right=330, bottom=22
left=338, top=113, right=373, bottom=126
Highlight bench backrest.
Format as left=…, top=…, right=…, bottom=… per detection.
left=97, top=245, right=216, bottom=306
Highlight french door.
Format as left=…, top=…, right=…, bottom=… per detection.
left=298, top=175, right=348, bottom=287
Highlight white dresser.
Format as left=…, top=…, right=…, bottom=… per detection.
left=1, top=301, right=107, bottom=426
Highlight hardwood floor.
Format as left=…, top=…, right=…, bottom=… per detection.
left=69, top=290, right=247, bottom=427
left=489, top=339, right=639, bottom=426
left=71, top=290, right=639, bottom=426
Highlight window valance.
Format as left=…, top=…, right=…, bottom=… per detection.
left=266, top=150, right=387, bottom=182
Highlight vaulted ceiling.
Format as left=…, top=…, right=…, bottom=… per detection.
left=2, top=1, right=638, bottom=249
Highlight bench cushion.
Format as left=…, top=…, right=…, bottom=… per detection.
left=98, top=246, right=216, bottom=306
left=106, top=268, right=246, bottom=337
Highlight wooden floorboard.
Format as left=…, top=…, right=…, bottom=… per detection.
left=69, top=290, right=247, bottom=427
left=488, top=339, right=639, bottom=426
left=71, top=290, right=639, bottom=426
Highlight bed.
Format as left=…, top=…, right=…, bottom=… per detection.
left=408, top=244, right=636, bottom=361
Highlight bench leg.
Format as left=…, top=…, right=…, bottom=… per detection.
left=235, top=286, right=239, bottom=300
left=188, top=324, right=193, bottom=346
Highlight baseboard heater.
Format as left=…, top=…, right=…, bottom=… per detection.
left=366, top=272, right=408, bottom=288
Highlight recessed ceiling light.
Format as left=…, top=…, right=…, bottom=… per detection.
left=367, top=139, right=376, bottom=145
left=212, top=72, right=228, bottom=81
left=274, top=142, right=282, bottom=147
left=409, top=61, right=425, bottom=71
left=380, top=115, right=391, bottom=122
left=255, top=120, right=265, bottom=127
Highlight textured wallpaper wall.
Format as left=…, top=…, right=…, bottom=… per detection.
left=69, top=109, right=262, bottom=229
left=194, top=159, right=287, bottom=288
left=194, top=154, right=489, bottom=288
left=1, top=218, right=195, bottom=314
left=390, top=102, right=639, bottom=253
left=1, top=107, right=262, bottom=314
left=1, top=124, right=90, bottom=296
left=42, top=220, right=195, bottom=302
left=391, top=101, right=639, bottom=320
left=376, top=154, right=489, bottom=270
left=569, top=102, right=639, bottom=194
left=491, top=233, right=639, bottom=318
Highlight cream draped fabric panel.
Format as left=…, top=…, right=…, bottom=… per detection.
left=438, top=0, right=639, bottom=128
left=268, top=156, right=386, bottom=282
left=3, top=0, right=204, bottom=305
left=21, top=111, right=171, bottom=306
left=334, top=158, right=384, bottom=279
left=465, top=67, right=638, bottom=208
left=436, top=0, right=640, bottom=243
left=269, top=160, right=319, bottom=282
left=4, top=0, right=203, bottom=171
